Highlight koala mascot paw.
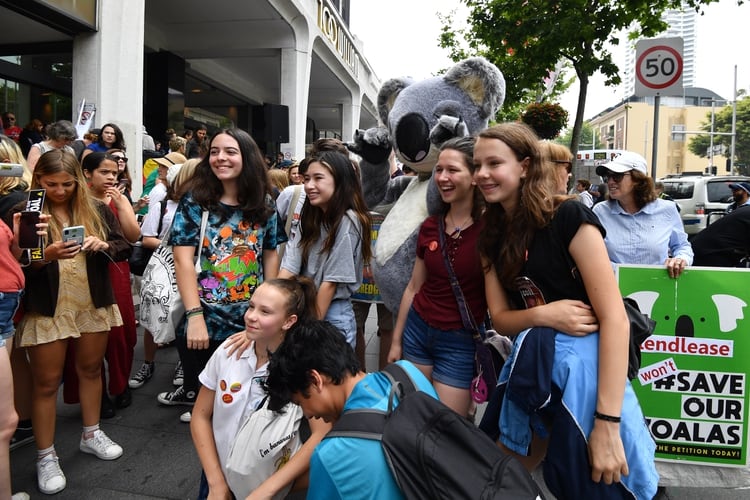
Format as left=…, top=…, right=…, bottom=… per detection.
left=357, top=57, right=505, bottom=313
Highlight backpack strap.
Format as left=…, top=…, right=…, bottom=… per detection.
left=325, top=363, right=418, bottom=441
left=382, top=362, right=418, bottom=398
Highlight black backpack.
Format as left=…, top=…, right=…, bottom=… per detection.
left=326, top=363, right=545, bottom=500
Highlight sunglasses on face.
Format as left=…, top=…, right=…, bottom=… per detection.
left=553, top=160, right=572, bottom=174
left=113, top=156, right=128, bottom=163
left=602, top=170, right=630, bottom=182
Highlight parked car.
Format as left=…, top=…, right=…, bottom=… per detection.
left=658, top=173, right=750, bottom=235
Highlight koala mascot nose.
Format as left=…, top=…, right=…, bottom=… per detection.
left=395, top=112, right=430, bottom=163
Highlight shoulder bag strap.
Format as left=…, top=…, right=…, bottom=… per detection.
left=437, top=217, right=480, bottom=338
left=194, top=210, right=209, bottom=271
left=285, top=185, right=303, bottom=236
left=156, top=199, right=167, bottom=237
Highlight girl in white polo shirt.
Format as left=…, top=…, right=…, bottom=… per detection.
left=190, top=276, right=330, bottom=499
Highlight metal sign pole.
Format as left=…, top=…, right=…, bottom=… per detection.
left=651, top=94, right=660, bottom=179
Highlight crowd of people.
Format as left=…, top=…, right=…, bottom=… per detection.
left=1, top=115, right=749, bottom=500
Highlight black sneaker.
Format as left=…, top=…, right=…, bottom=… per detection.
left=115, top=387, right=132, bottom=409
left=10, top=427, right=34, bottom=451
left=129, top=362, right=154, bottom=389
left=100, top=395, right=116, bottom=419
left=157, top=385, right=196, bottom=406
left=172, top=361, right=184, bottom=387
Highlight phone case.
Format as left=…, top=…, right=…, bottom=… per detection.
left=18, top=211, right=41, bottom=248
left=62, top=226, right=85, bottom=245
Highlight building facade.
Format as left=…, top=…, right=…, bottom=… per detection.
left=0, top=0, right=381, bottom=192
left=587, top=89, right=728, bottom=180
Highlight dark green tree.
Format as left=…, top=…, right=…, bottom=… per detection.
left=439, top=0, right=725, bottom=158
left=688, top=96, right=750, bottom=174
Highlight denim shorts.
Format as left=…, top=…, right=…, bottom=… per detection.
left=325, top=299, right=356, bottom=348
left=401, top=306, right=475, bottom=389
left=0, top=290, right=23, bottom=341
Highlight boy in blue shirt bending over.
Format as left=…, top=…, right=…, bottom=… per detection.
left=265, top=320, right=437, bottom=499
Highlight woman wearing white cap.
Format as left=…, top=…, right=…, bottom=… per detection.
left=593, top=151, right=693, bottom=279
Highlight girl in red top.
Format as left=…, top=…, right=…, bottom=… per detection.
left=70, top=152, right=141, bottom=415
left=388, top=137, right=485, bottom=417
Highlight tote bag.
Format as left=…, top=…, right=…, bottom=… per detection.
left=225, top=399, right=304, bottom=499
left=139, top=210, right=208, bottom=344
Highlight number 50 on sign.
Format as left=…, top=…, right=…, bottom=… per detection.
left=634, top=37, right=684, bottom=97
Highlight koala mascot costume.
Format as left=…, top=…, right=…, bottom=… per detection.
left=348, top=57, right=505, bottom=314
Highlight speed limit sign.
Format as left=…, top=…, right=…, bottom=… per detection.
left=634, top=37, right=683, bottom=97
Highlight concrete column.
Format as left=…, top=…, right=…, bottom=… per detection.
left=279, top=8, right=314, bottom=160
left=341, top=90, right=362, bottom=143
left=72, top=0, right=145, bottom=195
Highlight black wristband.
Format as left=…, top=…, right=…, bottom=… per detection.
left=594, top=411, right=621, bottom=423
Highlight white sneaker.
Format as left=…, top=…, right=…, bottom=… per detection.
left=79, top=429, right=123, bottom=460
left=37, top=456, right=66, bottom=495
left=12, top=492, right=31, bottom=500
left=180, top=411, right=192, bottom=423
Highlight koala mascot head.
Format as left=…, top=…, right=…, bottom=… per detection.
left=378, top=57, right=505, bottom=173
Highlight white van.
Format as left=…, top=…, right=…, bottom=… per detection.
left=659, top=173, right=750, bottom=235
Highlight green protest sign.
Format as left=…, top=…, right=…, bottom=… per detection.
left=618, top=265, right=750, bottom=467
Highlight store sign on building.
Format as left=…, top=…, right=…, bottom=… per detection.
left=317, top=0, right=358, bottom=76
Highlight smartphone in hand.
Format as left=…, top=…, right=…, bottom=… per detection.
left=18, top=211, right=41, bottom=248
left=62, top=225, right=85, bottom=246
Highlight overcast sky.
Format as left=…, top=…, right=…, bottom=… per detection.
left=350, top=0, right=748, bottom=122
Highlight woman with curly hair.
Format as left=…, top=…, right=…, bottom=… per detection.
left=592, top=151, right=692, bottom=278
left=81, top=123, right=125, bottom=160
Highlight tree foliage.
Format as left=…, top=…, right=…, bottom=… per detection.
left=688, top=96, right=750, bottom=173
left=439, top=0, right=723, bottom=158
left=556, top=122, right=603, bottom=150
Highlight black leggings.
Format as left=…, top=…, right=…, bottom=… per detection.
left=175, top=334, right=224, bottom=393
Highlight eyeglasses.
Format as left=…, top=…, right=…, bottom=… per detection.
left=553, top=160, right=572, bottom=174
left=113, top=156, right=128, bottom=163
left=602, top=170, right=630, bottom=182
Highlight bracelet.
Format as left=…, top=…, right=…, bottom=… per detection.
left=185, top=307, right=204, bottom=318
left=594, top=411, right=621, bottom=423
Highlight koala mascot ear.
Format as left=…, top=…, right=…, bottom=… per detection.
left=377, top=77, right=414, bottom=126
left=443, top=57, right=506, bottom=120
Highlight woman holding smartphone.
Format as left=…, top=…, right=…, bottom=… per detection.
left=57, top=152, right=140, bottom=418
left=15, top=150, right=131, bottom=495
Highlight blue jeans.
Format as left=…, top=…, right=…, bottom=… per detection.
left=401, top=306, right=475, bottom=388
left=0, top=290, right=23, bottom=344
